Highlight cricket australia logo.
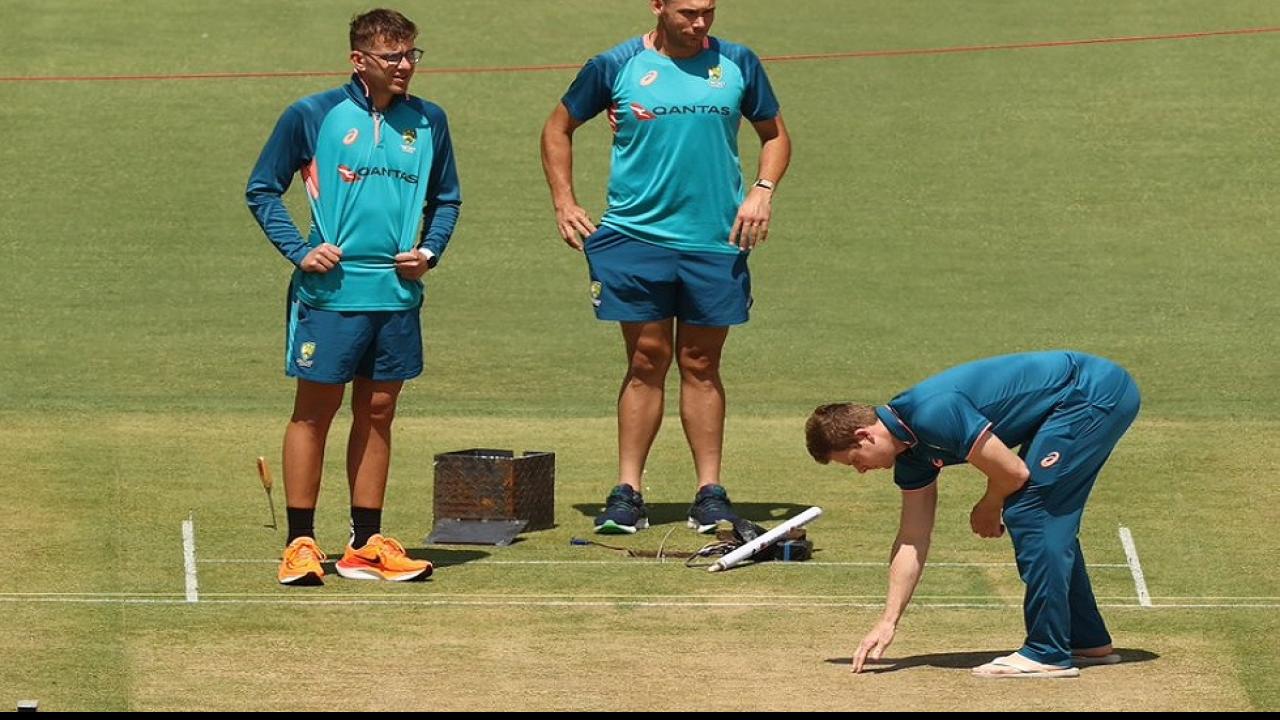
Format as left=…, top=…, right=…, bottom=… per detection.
left=401, top=128, right=417, bottom=154
left=296, top=341, right=316, bottom=369
left=589, top=281, right=603, bottom=308
left=707, top=65, right=725, bottom=88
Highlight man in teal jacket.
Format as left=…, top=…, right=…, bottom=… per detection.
left=247, top=8, right=460, bottom=586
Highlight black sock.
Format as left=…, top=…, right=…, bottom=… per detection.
left=286, top=507, right=316, bottom=544
left=350, top=506, right=382, bottom=549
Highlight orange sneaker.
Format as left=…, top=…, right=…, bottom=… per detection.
left=277, top=537, right=326, bottom=586
left=335, top=534, right=433, bottom=582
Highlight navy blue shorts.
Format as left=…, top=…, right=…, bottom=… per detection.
left=284, top=297, right=423, bottom=384
left=583, top=225, right=751, bottom=326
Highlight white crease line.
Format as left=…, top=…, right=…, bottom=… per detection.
left=196, top=558, right=1129, bottom=568
left=0, top=595, right=998, bottom=608
left=2, top=591, right=1271, bottom=601
left=0, top=596, right=1275, bottom=609
left=182, top=514, right=199, bottom=604
left=0, top=592, right=1119, bottom=600
left=2, top=589, right=1269, bottom=599
left=0, top=592, right=196, bottom=597
left=1146, top=603, right=1280, bottom=608
left=1119, top=525, right=1152, bottom=608
left=1148, top=596, right=1280, bottom=600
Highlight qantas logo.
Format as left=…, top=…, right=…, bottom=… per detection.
left=336, top=165, right=419, bottom=184
left=629, top=103, right=734, bottom=120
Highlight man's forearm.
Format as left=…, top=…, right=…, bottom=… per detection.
left=540, top=128, right=578, bottom=208
left=755, top=132, right=791, bottom=186
left=880, top=537, right=929, bottom=625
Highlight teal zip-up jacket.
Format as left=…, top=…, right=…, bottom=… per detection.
left=246, top=75, right=461, bottom=311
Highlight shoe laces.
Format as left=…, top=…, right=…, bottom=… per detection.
left=697, top=493, right=732, bottom=516
left=376, top=536, right=408, bottom=559
left=289, top=539, right=326, bottom=565
left=606, top=487, right=641, bottom=510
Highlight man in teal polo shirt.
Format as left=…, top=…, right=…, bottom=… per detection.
left=540, top=0, right=792, bottom=535
left=805, top=351, right=1140, bottom=677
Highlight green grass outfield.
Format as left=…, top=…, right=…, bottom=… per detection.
left=2, top=0, right=1278, bottom=710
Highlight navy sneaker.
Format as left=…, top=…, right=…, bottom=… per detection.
left=687, top=484, right=739, bottom=534
left=594, top=484, right=649, bottom=534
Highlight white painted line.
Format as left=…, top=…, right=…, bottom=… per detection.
left=0, top=597, right=1025, bottom=608
left=0, top=596, right=1275, bottom=609
left=1118, top=525, right=1152, bottom=608
left=1148, top=596, right=1280, bottom=600
left=197, top=558, right=1130, bottom=568
left=0, top=597, right=192, bottom=605
left=0, top=592, right=1178, bottom=601
left=1146, top=603, right=1280, bottom=609
left=182, top=514, right=199, bottom=603
left=0, top=592, right=198, bottom=597
left=2, top=591, right=1270, bottom=601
